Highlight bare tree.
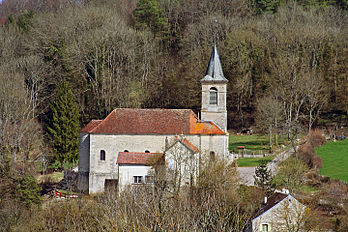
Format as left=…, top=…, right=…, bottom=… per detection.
left=256, top=95, right=283, bottom=148
left=271, top=197, right=315, bottom=232
left=302, top=71, right=328, bottom=131
left=276, top=158, right=308, bottom=193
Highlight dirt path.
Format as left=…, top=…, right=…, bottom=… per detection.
left=237, top=146, right=297, bottom=186
left=237, top=167, right=256, bottom=186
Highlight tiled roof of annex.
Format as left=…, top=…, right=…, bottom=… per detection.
left=168, top=137, right=199, bottom=153
left=117, top=152, right=163, bottom=165
left=80, top=108, right=225, bottom=135
left=180, top=138, right=199, bottom=152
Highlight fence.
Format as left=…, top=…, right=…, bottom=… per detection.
left=232, top=149, right=271, bottom=159
left=54, top=184, right=88, bottom=199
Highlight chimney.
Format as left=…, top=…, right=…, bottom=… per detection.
left=282, top=187, right=290, bottom=195
left=264, top=196, right=268, bottom=204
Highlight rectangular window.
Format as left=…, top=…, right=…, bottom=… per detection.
left=133, top=176, right=143, bottom=184
left=261, top=224, right=269, bottom=232
left=100, top=150, right=106, bottom=160
left=209, top=91, right=218, bottom=105
left=145, top=175, right=154, bottom=184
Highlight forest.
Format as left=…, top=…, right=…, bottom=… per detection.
left=0, top=0, right=347, bottom=231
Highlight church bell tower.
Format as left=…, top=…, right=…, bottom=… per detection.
left=201, top=45, right=228, bottom=132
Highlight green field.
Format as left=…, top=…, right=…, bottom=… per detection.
left=237, top=155, right=275, bottom=167
left=315, top=139, right=348, bottom=183
left=229, top=134, right=288, bottom=151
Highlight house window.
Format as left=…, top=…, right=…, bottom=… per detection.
left=210, top=151, right=215, bottom=161
left=261, top=223, right=269, bottom=232
left=145, top=175, right=154, bottom=184
left=145, top=150, right=150, bottom=153
left=133, top=176, right=143, bottom=184
left=100, top=150, right=106, bottom=160
left=209, top=87, right=218, bottom=105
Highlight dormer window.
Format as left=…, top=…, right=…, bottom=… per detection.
left=209, top=87, right=218, bottom=105
left=100, top=150, right=106, bottom=160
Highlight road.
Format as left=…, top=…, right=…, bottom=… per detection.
left=237, top=146, right=297, bottom=186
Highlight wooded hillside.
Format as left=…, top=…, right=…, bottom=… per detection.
left=0, top=0, right=346, bottom=165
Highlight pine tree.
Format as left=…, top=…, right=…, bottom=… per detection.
left=47, top=81, right=80, bottom=165
left=254, top=160, right=275, bottom=195
left=17, top=174, right=42, bottom=208
left=133, top=0, right=168, bottom=37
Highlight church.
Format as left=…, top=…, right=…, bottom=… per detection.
left=78, top=45, right=230, bottom=194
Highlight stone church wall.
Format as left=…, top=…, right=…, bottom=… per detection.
left=84, top=133, right=228, bottom=193
left=78, top=133, right=90, bottom=192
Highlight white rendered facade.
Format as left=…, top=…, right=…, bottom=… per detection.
left=78, top=133, right=228, bottom=193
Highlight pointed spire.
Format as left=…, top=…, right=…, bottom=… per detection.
left=201, top=45, right=228, bottom=83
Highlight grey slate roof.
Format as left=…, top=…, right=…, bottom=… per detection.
left=201, top=45, right=228, bottom=83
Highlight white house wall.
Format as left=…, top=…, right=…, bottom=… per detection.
left=81, top=133, right=229, bottom=193
left=165, top=142, right=198, bottom=187
left=118, top=165, right=153, bottom=191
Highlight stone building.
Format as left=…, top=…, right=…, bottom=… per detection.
left=78, top=45, right=230, bottom=194
left=246, top=191, right=306, bottom=232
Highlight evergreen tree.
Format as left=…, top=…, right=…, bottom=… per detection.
left=17, top=174, right=42, bottom=208
left=254, top=160, right=275, bottom=195
left=251, top=0, right=280, bottom=14
left=47, top=81, right=80, bottom=165
left=133, top=0, right=168, bottom=37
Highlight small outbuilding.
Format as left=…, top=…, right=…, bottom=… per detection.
left=246, top=190, right=306, bottom=232
left=117, top=152, right=163, bottom=191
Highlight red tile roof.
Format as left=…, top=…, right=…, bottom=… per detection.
left=193, top=121, right=225, bottom=135
left=80, top=120, right=102, bottom=133
left=80, top=108, right=225, bottom=135
left=117, top=152, right=163, bottom=165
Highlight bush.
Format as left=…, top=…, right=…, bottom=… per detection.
left=14, top=199, right=108, bottom=232
left=308, top=129, right=326, bottom=148
left=48, top=160, right=61, bottom=171
left=298, top=142, right=315, bottom=167
left=299, top=129, right=326, bottom=168
left=311, top=155, right=323, bottom=169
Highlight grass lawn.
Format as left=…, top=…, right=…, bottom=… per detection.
left=315, top=139, right=348, bottom=183
left=237, top=155, right=275, bottom=167
left=37, top=171, right=64, bottom=183
left=229, top=134, right=288, bottom=152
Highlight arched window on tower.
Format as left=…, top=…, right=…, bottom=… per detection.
left=209, top=87, right=218, bottom=105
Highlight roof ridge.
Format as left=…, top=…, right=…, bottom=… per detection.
left=118, top=152, right=163, bottom=155
left=90, top=109, right=115, bottom=133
